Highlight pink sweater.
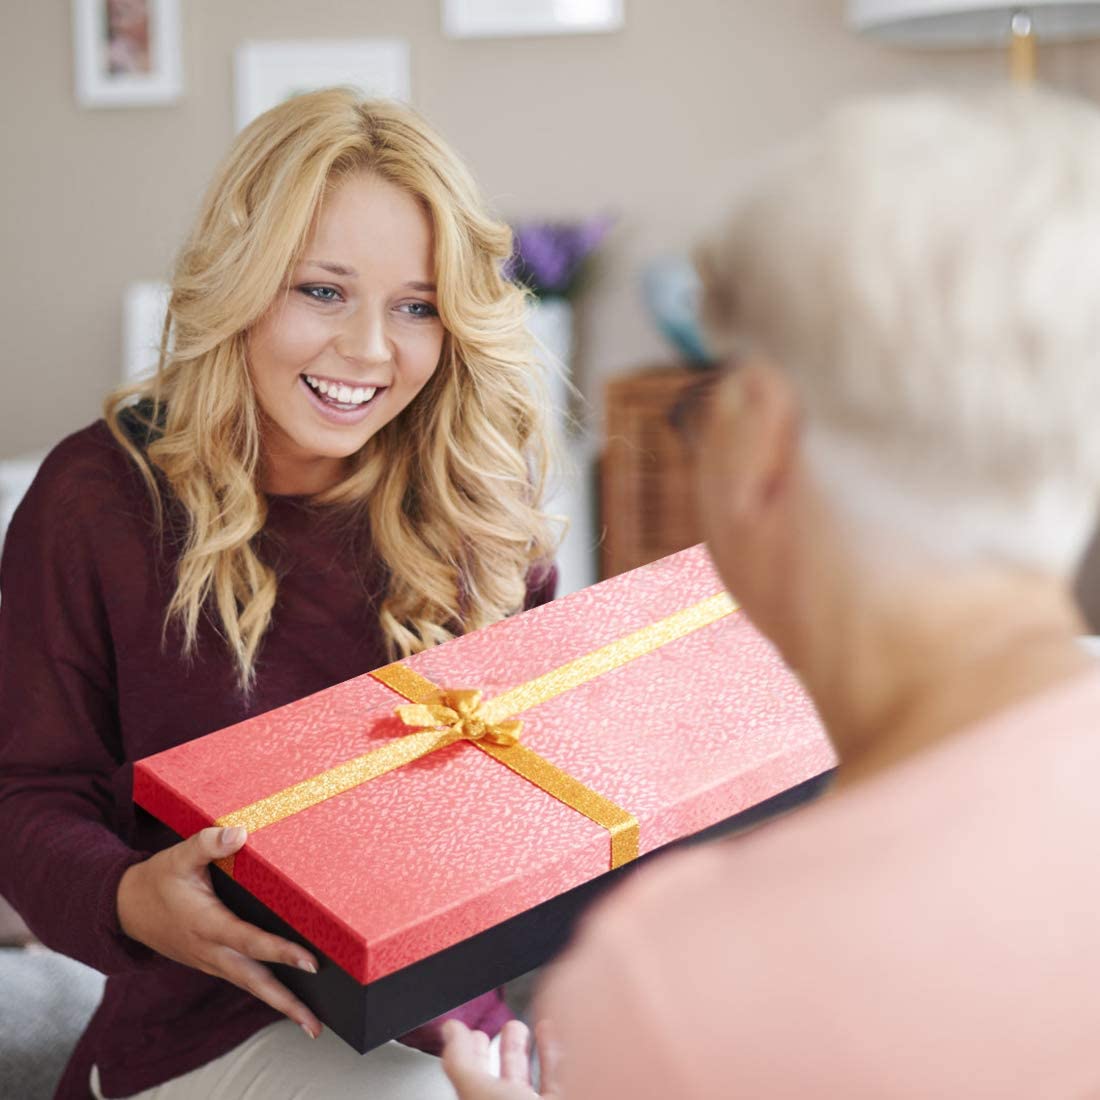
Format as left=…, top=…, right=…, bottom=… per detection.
left=541, top=668, right=1100, bottom=1099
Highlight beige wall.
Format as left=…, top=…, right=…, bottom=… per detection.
left=4, top=0, right=1100, bottom=458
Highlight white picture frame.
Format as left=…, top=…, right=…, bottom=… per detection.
left=442, top=0, right=624, bottom=38
left=72, top=0, right=182, bottom=108
left=234, top=40, right=412, bottom=132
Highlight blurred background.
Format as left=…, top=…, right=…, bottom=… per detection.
left=6, top=1, right=1100, bottom=1094
left=8, top=0, right=1100, bottom=593
left=8, top=0, right=1100, bottom=598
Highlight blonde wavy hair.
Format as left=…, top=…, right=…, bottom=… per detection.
left=105, top=89, right=561, bottom=690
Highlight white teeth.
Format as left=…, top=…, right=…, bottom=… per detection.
left=304, top=375, right=380, bottom=406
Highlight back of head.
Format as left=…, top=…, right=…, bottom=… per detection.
left=699, top=86, right=1100, bottom=575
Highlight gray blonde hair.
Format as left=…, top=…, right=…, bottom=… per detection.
left=698, top=86, right=1100, bottom=574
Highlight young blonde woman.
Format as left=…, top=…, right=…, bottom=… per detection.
left=0, top=89, right=558, bottom=1100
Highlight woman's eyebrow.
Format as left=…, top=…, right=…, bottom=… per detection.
left=300, top=262, right=435, bottom=293
left=303, top=260, right=357, bottom=276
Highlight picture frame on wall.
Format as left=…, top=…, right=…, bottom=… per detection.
left=234, top=40, right=412, bottom=131
left=72, top=0, right=183, bottom=108
left=442, top=0, right=624, bottom=38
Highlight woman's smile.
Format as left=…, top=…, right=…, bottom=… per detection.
left=299, top=373, right=388, bottom=425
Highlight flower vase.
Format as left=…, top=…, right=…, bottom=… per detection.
left=527, top=296, right=574, bottom=423
left=526, top=296, right=596, bottom=597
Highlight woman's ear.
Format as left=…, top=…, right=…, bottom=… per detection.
left=710, top=358, right=800, bottom=525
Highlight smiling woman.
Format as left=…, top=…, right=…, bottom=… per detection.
left=107, top=90, right=560, bottom=686
left=0, top=90, right=560, bottom=1100
left=248, top=173, right=446, bottom=496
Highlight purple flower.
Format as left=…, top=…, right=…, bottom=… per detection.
left=504, top=215, right=613, bottom=299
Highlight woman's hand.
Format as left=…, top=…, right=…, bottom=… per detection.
left=442, top=1019, right=564, bottom=1100
left=116, top=825, right=322, bottom=1039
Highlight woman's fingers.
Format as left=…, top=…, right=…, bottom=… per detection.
left=171, top=829, right=321, bottom=1030
left=533, top=1019, right=564, bottom=1096
left=210, top=909, right=317, bottom=974
left=120, top=828, right=321, bottom=1041
left=499, top=1020, right=532, bottom=1084
left=442, top=1020, right=492, bottom=1077
left=472, top=1028, right=491, bottom=1061
left=215, top=948, right=322, bottom=1039
left=176, top=827, right=318, bottom=973
left=178, top=825, right=247, bottom=872
left=443, top=1021, right=545, bottom=1100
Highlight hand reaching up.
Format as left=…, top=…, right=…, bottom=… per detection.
left=442, top=1019, right=564, bottom=1100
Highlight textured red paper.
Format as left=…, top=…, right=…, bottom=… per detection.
left=133, top=545, right=835, bottom=984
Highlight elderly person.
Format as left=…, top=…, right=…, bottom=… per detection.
left=442, top=86, right=1100, bottom=1099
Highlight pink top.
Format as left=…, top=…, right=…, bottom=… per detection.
left=539, top=667, right=1100, bottom=1099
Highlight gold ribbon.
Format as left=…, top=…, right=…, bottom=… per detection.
left=376, top=671, right=641, bottom=870
left=214, top=590, right=737, bottom=875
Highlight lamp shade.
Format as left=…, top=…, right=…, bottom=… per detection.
left=848, top=0, right=1100, bottom=44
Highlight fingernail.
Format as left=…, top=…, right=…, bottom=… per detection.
left=297, top=958, right=317, bottom=974
left=220, top=826, right=246, bottom=847
left=300, top=1021, right=318, bottom=1039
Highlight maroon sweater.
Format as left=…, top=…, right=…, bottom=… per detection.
left=0, top=421, right=556, bottom=1099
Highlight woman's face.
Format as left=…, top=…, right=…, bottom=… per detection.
left=248, top=171, right=445, bottom=495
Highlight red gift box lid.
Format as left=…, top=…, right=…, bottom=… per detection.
left=134, top=545, right=835, bottom=983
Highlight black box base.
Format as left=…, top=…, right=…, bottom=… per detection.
left=206, top=769, right=834, bottom=1054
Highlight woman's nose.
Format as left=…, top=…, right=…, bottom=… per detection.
left=336, top=306, right=390, bottom=367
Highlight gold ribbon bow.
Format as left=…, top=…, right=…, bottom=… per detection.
left=372, top=663, right=643, bottom=870
left=395, top=690, right=523, bottom=748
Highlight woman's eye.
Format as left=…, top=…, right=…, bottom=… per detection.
left=401, top=301, right=439, bottom=319
left=298, top=285, right=342, bottom=303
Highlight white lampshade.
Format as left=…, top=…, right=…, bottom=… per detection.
left=849, top=0, right=1100, bottom=45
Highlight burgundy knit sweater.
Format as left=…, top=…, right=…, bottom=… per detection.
left=0, top=420, right=556, bottom=1099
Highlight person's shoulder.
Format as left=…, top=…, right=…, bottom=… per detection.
left=38, top=418, right=130, bottom=478
left=545, top=684, right=1100, bottom=1096
left=577, top=695, right=1060, bottom=947
left=17, top=419, right=151, bottom=533
left=535, top=804, right=905, bottom=1097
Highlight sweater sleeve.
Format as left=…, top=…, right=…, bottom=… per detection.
left=0, top=444, right=158, bottom=975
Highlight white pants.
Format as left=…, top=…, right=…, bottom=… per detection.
left=89, top=1019, right=493, bottom=1099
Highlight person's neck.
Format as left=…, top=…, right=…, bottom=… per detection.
left=794, top=564, right=1093, bottom=788
left=262, top=453, right=348, bottom=497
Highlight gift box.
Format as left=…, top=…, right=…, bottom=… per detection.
left=133, top=545, right=836, bottom=1053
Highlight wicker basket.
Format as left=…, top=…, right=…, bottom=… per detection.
left=600, top=366, right=706, bottom=579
